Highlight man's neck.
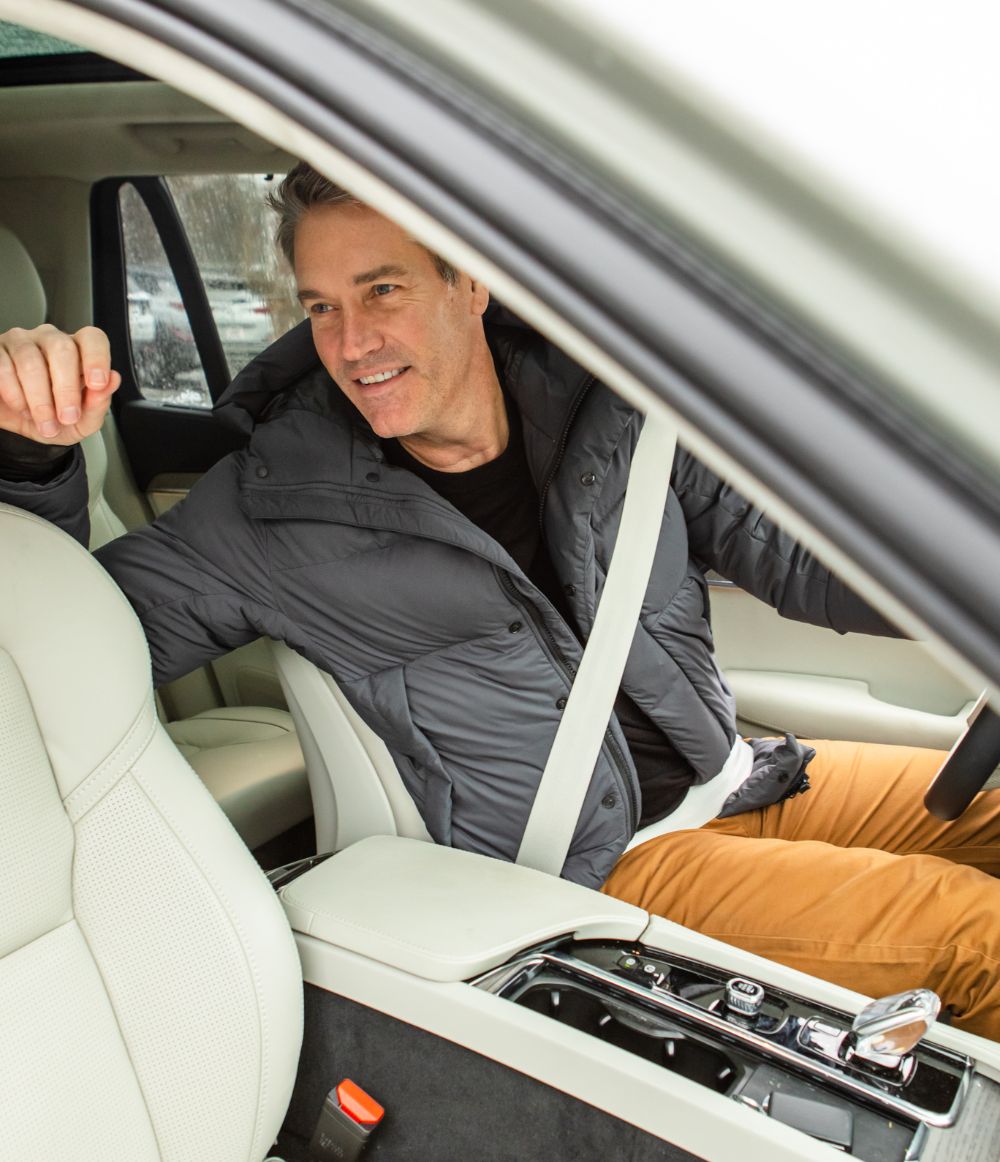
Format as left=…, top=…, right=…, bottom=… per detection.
left=397, top=376, right=509, bottom=474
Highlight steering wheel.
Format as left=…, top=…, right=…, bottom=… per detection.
left=924, top=693, right=1000, bottom=820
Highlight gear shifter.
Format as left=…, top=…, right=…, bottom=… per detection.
left=851, top=989, right=940, bottom=1056
left=797, top=988, right=942, bottom=1086
left=847, top=989, right=941, bottom=1074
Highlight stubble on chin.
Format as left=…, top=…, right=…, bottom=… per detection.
left=358, top=399, right=415, bottom=440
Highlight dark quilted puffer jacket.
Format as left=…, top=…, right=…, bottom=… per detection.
left=0, top=316, right=895, bottom=886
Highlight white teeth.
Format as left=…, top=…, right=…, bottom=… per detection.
left=359, top=368, right=404, bottom=385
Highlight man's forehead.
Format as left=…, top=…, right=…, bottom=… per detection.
left=294, top=204, right=429, bottom=285
left=298, top=203, right=413, bottom=250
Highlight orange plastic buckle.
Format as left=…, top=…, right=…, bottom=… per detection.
left=309, top=1078, right=384, bottom=1161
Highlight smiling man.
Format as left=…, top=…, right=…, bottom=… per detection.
left=291, top=199, right=508, bottom=472
left=4, top=161, right=1000, bottom=1040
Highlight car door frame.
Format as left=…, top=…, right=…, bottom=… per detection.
left=91, top=172, right=244, bottom=489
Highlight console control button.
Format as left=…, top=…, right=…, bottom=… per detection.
left=616, top=953, right=667, bottom=988
left=725, top=977, right=766, bottom=1017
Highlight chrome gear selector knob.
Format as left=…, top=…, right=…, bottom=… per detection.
left=850, top=989, right=941, bottom=1061
left=725, top=977, right=766, bottom=1017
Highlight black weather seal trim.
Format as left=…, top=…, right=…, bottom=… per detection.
left=91, top=176, right=230, bottom=405
left=90, top=177, right=135, bottom=401
left=0, top=51, right=149, bottom=85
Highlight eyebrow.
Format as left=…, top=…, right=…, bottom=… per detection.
left=351, top=263, right=407, bottom=286
left=297, top=263, right=408, bottom=303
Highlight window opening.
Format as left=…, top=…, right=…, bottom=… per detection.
left=120, top=184, right=208, bottom=407
left=165, top=175, right=299, bottom=378
left=117, top=175, right=300, bottom=407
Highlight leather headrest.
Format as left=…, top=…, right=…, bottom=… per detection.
left=0, top=227, right=46, bottom=331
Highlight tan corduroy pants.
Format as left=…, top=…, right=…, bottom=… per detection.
left=603, top=740, right=1000, bottom=1041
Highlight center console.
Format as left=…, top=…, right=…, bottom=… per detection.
left=475, top=939, right=978, bottom=1160
left=276, top=836, right=1000, bottom=1161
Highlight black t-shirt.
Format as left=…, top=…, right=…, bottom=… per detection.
left=383, top=402, right=695, bottom=826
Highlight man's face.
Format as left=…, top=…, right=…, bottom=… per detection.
left=294, top=203, right=489, bottom=440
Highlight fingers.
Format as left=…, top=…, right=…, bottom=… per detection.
left=43, top=329, right=87, bottom=429
left=73, top=327, right=117, bottom=437
left=0, top=325, right=116, bottom=444
left=0, top=342, right=27, bottom=427
left=0, top=325, right=79, bottom=439
left=79, top=369, right=121, bottom=435
left=74, top=326, right=113, bottom=397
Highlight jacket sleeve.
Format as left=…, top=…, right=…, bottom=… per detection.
left=0, top=444, right=91, bottom=548
left=671, top=449, right=901, bottom=637
left=93, top=452, right=281, bottom=687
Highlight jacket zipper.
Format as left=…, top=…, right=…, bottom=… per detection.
left=532, top=373, right=640, bottom=831
left=495, top=569, right=638, bottom=835
left=497, top=567, right=575, bottom=686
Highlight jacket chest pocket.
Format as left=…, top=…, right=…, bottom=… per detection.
left=271, top=529, right=518, bottom=661
left=266, top=520, right=397, bottom=567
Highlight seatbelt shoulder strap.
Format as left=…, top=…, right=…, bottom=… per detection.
left=515, top=410, right=679, bottom=875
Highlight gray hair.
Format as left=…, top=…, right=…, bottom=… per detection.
left=266, top=161, right=458, bottom=285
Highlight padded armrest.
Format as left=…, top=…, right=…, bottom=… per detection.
left=728, top=671, right=974, bottom=749
left=280, top=835, right=648, bottom=982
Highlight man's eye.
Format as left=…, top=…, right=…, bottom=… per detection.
left=372, top=284, right=396, bottom=297
left=309, top=303, right=335, bottom=315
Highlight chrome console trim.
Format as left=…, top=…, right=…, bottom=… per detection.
left=477, top=947, right=971, bottom=1130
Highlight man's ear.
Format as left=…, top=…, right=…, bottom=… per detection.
left=469, top=278, right=490, bottom=317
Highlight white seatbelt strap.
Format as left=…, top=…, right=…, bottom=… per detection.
left=515, top=411, right=679, bottom=875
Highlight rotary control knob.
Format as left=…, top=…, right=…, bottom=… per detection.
left=725, top=977, right=766, bottom=1018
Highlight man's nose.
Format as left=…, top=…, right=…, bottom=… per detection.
left=341, top=308, right=382, bottom=362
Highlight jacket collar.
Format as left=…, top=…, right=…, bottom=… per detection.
left=214, top=318, right=320, bottom=436
left=221, top=305, right=595, bottom=563
left=240, top=396, right=526, bottom=573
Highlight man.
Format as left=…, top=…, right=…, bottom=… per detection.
left=3, top=162, right=1000, bottom=1038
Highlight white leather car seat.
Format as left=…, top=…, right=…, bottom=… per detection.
left=81, top=428, right=311, bottom=850
left=271, top=640, right=431, bottom=851
left=0, top=501, right=303, bottom=1160
left=0, top=221, right=310, bottom=853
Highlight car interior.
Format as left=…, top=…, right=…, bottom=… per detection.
left=2, top=12, right=999, bottom=1162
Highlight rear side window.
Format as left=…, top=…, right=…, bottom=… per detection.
left=118, top=174, right=299, bottom=407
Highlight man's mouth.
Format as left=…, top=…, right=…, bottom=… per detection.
left=356, top=367, right=408, bottom=386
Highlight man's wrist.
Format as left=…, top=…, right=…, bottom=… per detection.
left=0, top=429, right=74, bottom=482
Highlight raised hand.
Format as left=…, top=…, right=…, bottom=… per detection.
left=0, top=324, right=121, bottom=446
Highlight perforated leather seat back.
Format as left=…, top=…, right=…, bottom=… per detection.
left=0, top=504, right=303, bottom=1161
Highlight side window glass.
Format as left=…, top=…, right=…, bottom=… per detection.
left=120, top=183, right=207, bottom=407
left=166, top=175, right=299, bottom=378
left=118, top=175, right=300, bottom=407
